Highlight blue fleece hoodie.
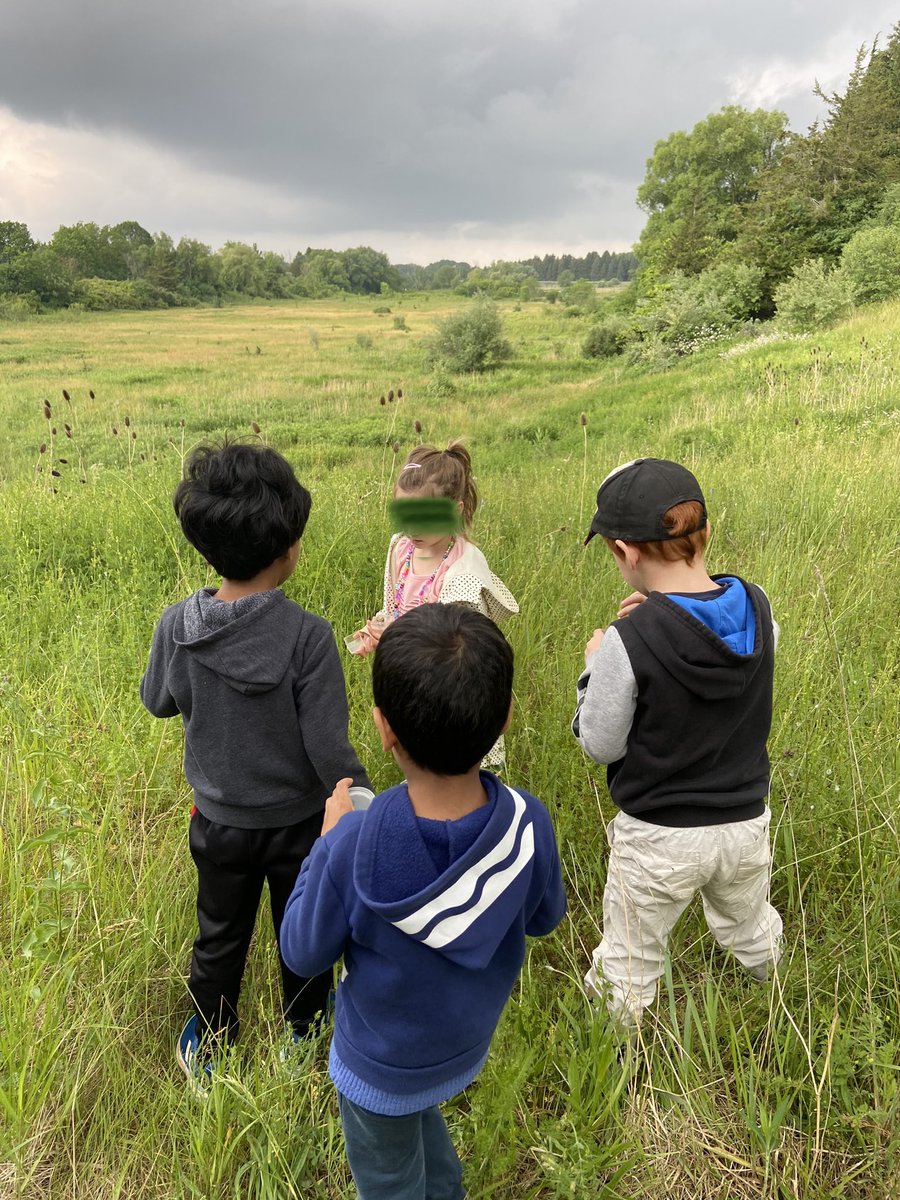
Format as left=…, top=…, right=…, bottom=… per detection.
left=280, top=771, right=566, bottom=1114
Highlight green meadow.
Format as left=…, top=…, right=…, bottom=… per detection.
left=1, top=295, right=898, bottom=1199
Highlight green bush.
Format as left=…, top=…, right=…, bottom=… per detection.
left=774, top=258, right=855, bottom=332
left=582, top=322, right=624, bottom=359
left=0, top=292, right=40, bottom=320
left=839, top=225, right=900, bottom=304
left=425, top=300, right=512, bottom=372
left=75, top=278, right=179, bottom=311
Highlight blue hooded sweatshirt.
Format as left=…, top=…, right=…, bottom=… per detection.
left=280, top=771, right=566, bottom=1115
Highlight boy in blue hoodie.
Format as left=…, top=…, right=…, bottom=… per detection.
left=573, top=458, right=782, bottom=1030
left=140, top=442, right=370, bottom=1093
left=281, top=604, right=566, bottom=1200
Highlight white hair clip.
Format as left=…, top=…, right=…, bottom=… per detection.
left=400, top=463, right=423, bottom=470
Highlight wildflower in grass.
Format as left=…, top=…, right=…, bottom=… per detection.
left=415, top=420, right=422, bottom=434
left=62, top=389, right=70, bottom=402
left=397, top=388, right=403, bottom=398
left=39, top=443, right=46, bottom=454
left=388, top=389, right=395, bottom=402
left=581, top=412, right=588, bottom=426
left=43, top=402, right=52, bottom=420
left=131, top=431, right=137, bottom=440
left=392, top=440, right=401, bottom=454
left=124, top=416, right=130, bottom=428
left=51, top=427, right=57, bottom=435
left=251, top=421, right=261, bottom=434
left=380, top=396, right=386, bottom=406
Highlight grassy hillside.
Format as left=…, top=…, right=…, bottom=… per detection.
left=1, top=296, right=898, bottom=1199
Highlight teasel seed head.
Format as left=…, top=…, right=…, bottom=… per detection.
left=64, top=423, right=72, bottom=437
left=131, top=430, right=137, bottom=440
left=392, top=440, right=401, bottom=454
left=388, top=389, right=394, bottom=402
left=43, top=402, right=52, bottom=420
left=379, top=396, right=386, bottom=406
left=397, top=388, right=402, bottom=399
left=62, top=389, right=70, bottom=402
left=51, top=469, right=61, bottom=478
left=580, top=412, right=588, bottom=426
left=89, top=389, right=95, bottom=399
left=39, top=443, right=46, bottom=454
left=414, top=420, right=422, bottom=434
left=112, top=426, right=118, bottom=435
left=124, top=415, right=130, bottom=428
left=251, top=421, right=261, bottom=434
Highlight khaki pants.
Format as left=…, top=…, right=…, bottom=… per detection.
left=585, top=809, right=782, bottom=1026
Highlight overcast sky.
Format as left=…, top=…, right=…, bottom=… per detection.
left=0, top=1, right=896, bottom=265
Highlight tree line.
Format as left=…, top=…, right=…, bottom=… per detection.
left=0, top=217, right=635, bottom=314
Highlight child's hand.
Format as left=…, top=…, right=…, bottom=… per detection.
left=322, top=778, right=354, bottom=835
left=617, top=591, right=646, bottom=619
left=350, top=616, right=388, bottom=657
left=585, top=628, right=605, bottom=662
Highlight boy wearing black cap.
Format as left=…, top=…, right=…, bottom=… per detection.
left=574, top=458, right=782, bottom=1029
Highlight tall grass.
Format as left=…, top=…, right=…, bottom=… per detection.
left=1, top=296, right=898, bottom=1197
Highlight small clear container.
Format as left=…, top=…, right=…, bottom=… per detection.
left=348, top=786, right=376, bottom=811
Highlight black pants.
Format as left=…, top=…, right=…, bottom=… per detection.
left=188, top=809, right=332, bottom=1042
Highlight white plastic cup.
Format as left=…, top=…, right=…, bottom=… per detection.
left=344, top=634, right=365, bottom=655
left=348, top=786, right=375, bottom=811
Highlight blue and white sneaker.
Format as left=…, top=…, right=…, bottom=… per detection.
left=176, top=1015, right=214, bottom=1098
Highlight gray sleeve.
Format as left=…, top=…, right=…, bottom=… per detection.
left=139, top=609, right=180, bottom=718
left=294, top=621, right=372, bottom=792
left=571, top=626, right=637, bottom=765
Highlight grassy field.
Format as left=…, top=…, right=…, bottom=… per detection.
left=1, top=293, right=898, bottom=1199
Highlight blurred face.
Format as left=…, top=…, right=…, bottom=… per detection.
left=394, top=488, right=463, bottom=554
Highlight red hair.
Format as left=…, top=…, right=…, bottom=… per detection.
left=606, top=500, right=708, bottom=565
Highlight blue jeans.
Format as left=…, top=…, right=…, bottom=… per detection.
left=338, top=1092, right=464, bottom=1200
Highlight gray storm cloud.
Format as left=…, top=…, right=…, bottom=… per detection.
left=0, top=0, right=896, bottom=253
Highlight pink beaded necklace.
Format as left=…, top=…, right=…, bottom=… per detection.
left=392, top=537, right=456, bottom=620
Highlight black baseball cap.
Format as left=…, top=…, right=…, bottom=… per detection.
left=584, top=458, right=707, bottom=545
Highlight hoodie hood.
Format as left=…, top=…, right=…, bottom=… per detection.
left=628, top=576, right=773, bottom=701
left=353, top=774, right=538, bottom=969
left=173, top=588, right=302, bottom=694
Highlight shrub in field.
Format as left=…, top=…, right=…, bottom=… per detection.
left=623, top=332, right=677, bottom=372
left=0, top=292, right=40, bottom=320
left=582, top=321, right=625, bottom=359
left=393, top=315, right=409, bottom=331
left=425, top=300, right=512, bottom=372
left=640, top=262, right=765, bottom=356
left=774, top=258, right=855, bottom=331
left=839, top=225, right=900, bottom=304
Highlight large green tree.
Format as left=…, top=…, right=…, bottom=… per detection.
left=635, top=105, right=789, bottom=286
left=735, top=24, right=900, bottom=298
left=0, top=221, right=34, bottom=265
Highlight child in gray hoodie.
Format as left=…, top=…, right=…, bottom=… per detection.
left=141, top=441, right=369, bottom=1093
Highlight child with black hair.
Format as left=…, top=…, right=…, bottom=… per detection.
left=140, top=441, right=370, bottom=1094
left=281, top=605, right=565, bottom=1200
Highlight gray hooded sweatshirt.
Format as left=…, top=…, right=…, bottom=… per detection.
left=140, top=588, right=370, bottom=829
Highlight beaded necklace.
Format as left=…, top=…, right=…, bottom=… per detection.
left=392, top=537, right=456, bottom=620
